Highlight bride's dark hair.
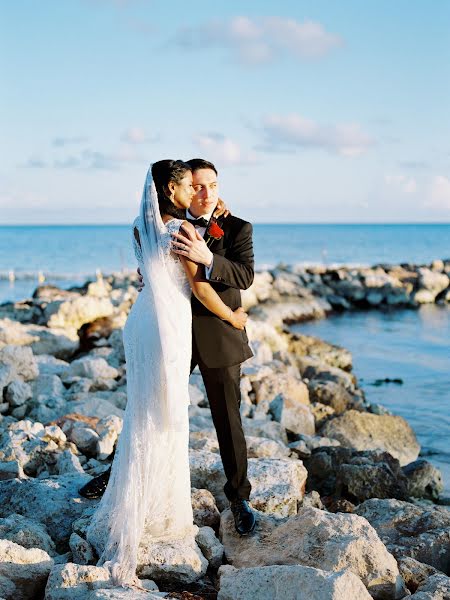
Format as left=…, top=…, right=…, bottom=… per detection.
left=151, top=159, right=192, bottom=220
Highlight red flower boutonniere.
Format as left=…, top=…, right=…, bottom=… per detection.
left=205, top=220, right=224, bottom=247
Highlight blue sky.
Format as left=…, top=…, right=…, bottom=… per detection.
left=1, top=0, right=449, bottom=224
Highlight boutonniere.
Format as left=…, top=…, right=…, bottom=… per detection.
left=205, top=219, right=224, bottom=247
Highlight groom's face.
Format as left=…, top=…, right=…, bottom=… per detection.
left=189, top=168, right=219, bottom=217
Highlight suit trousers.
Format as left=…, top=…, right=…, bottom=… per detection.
left=190, top=340, right=252, bottom=502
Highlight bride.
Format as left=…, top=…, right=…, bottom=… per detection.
left=85, top=160, right=248, bottom=588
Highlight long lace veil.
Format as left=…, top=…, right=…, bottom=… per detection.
left=137, top=165, right=187, bottom=431
left=86, top=164, right=190, bottom=587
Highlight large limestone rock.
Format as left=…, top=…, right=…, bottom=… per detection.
left=137, top=526, right=208, bottom=584
left=0, top=473, right=92, bottom=549
left=0, top=539, right=54, bottom=600
left=355, top=498, right=450, bottom=574
left=402, top=459, right=444, bottom=500
left=409, top=573, right=450, bottom=599
left=0, top=345, right=39, bottom=381
left=0, top=513, right=56, bottom=556
left=190, top=449, right=307, bottom=515
left=217, top=564, right=372, bottom=600
left=195, top=525, right=224, bottom=569
left=44, top=295, right=115, bottom=334
left=219, top=506, right=406, bottom=599
left=62, top=356, right=119, bottom=381
left=268, top=393, right=315, bottom=436
left=321, top=410, right=420, bottom=465
left=288, top=333, right=353, bottom=371
left=191, top=487, right=220, bottom=529
left=303, top=447, right=408, bottom=502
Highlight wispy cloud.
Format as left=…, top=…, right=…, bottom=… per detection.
left=257, top=113, right=374, bottom=157
left=192, top=132, right=258, bottom=167
left=21, top=157, right=47, bottom=168
left=173, top=16, right=343, bottom=65
left=120, top=127, right=159, bottom=144
left=384, top=174, right=417, bottom=194
left=397, top=159, right=430, bottom=170
left=52, top=136, right=89, bottom=147
left=425, top=175, right=450, bottom=212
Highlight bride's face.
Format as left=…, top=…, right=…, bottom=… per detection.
left=169, top=171, right=195, bottom=210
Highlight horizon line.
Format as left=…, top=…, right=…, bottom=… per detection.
left=1, top=221, right=450, bottom=227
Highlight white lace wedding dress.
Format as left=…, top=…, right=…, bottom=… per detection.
left=86, top=208, right=196, bottom=587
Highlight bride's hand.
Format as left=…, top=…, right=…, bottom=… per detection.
left=229, top=307, right=248, bottom=330
left=213, top=197, right=230, bottom=219
left=171, top=226, right=213, bottom=267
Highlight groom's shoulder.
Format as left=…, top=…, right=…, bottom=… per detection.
left=222, top=213, right=253, bottom=235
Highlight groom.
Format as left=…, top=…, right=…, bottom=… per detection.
left=79, top=158, right=256, bottom=536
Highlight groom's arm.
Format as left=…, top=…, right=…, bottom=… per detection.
left=207, top=220, right=254, bottom=290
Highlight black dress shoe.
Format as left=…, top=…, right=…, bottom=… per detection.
left=79, top=467, right=111, bottom=499
left=230, top=499, right=256, bottom=535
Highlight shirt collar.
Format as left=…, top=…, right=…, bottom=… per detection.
left=186, top=208, right=214, bottom=223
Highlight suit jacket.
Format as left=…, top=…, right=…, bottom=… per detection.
left=191, top=214, right=254, bottom=368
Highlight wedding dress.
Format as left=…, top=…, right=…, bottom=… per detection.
left=86, top=167, right=196, bottom=587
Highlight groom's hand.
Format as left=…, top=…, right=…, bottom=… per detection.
left=171, top=226, right=214, bottom=267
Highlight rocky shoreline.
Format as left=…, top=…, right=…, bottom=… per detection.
left=0, top=259, right=449, bottom=599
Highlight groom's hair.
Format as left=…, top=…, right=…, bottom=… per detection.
left=186, top=158, right=218, bottom=175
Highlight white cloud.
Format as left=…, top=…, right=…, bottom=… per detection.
left=192, top=133, right=257, bottom=167
left=384, top=174, right=417, bottom=194
left=259, top=113, right=374, bottom=157
left=425, top=175, right=450, bottom=211
left=52, top=136, right=89, bottom=147
left=120, top=127, right=159, bottom=144
left=174, top=16, right=343, bottom=65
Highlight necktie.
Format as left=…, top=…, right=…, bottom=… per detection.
left=187, top=217, right=209, bottom=228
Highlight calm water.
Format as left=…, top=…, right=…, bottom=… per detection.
left=293, top=305, right=450, bottom=497
left=1, top=223, right=449, bottom=303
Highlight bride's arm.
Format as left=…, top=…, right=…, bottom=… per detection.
left=178, top=222, right=248, bottom=330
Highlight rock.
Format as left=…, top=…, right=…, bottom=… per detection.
left=320, top=410, right=420, bottom=466
left=241, top=417, right=288, bottom=444
left=137, top=526, right=208, bottom=584
left=69, top=532, right=95, bottom=565
left=0, top=459, right=25, bottom=480
left=44, top=562, right=112, bottom=599
left=63, top=357, right=119, bottom=382
left=0, top=345, right=39, bottom=381
left=36, top=355, right=71, bottom=377
left=397, top=556, right=442, bottom=594
left=57, top=449, right=85, bottom=475
left=44, top=296, right=115, bottom=335
left=0, top=473, right=92, bottom=549
left=268, top=393, right=315, bottom=436
left=288, top=333, right=353, bottom=371
left=0, top=513, right=56, bottom=556
left=191, top=487, right=220, bottom=529
left=0, top=539, right=53, bottom=600
left=355, top=498, right=450, bottom=574
left=195, top=526, right=224, bottom=569
left=190, top=450, right=307, bottom=515
left=31, top=373, right=66, bottom=398
left=409, top=573, right=450, bottom=599
left=299, top=358, right=356, bottom=391
left=95, top=415, right=123, bottom=460
left=217, top=563, right=372, bottom=600
left=5, top=380, right=32, bottom=407
left=307, top=380, right=354, bottom=414
left=69, top=423, right=100, bottom=455
left=220, top=506, right=406, bottom=599
left=402, top=459, right=444, bottom=500
left=29, top=326, right=79, bottom=359
left=245, top=435, right=291, bottom=459
left=304, top=447, right=408, bottom=502
left=68, top=395, right=124, bottom=419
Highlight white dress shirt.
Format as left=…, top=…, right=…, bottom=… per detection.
left=185, top=209, right=214, bottom=279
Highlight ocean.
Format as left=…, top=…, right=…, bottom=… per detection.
left=1, top=223, right=449, bottom=495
